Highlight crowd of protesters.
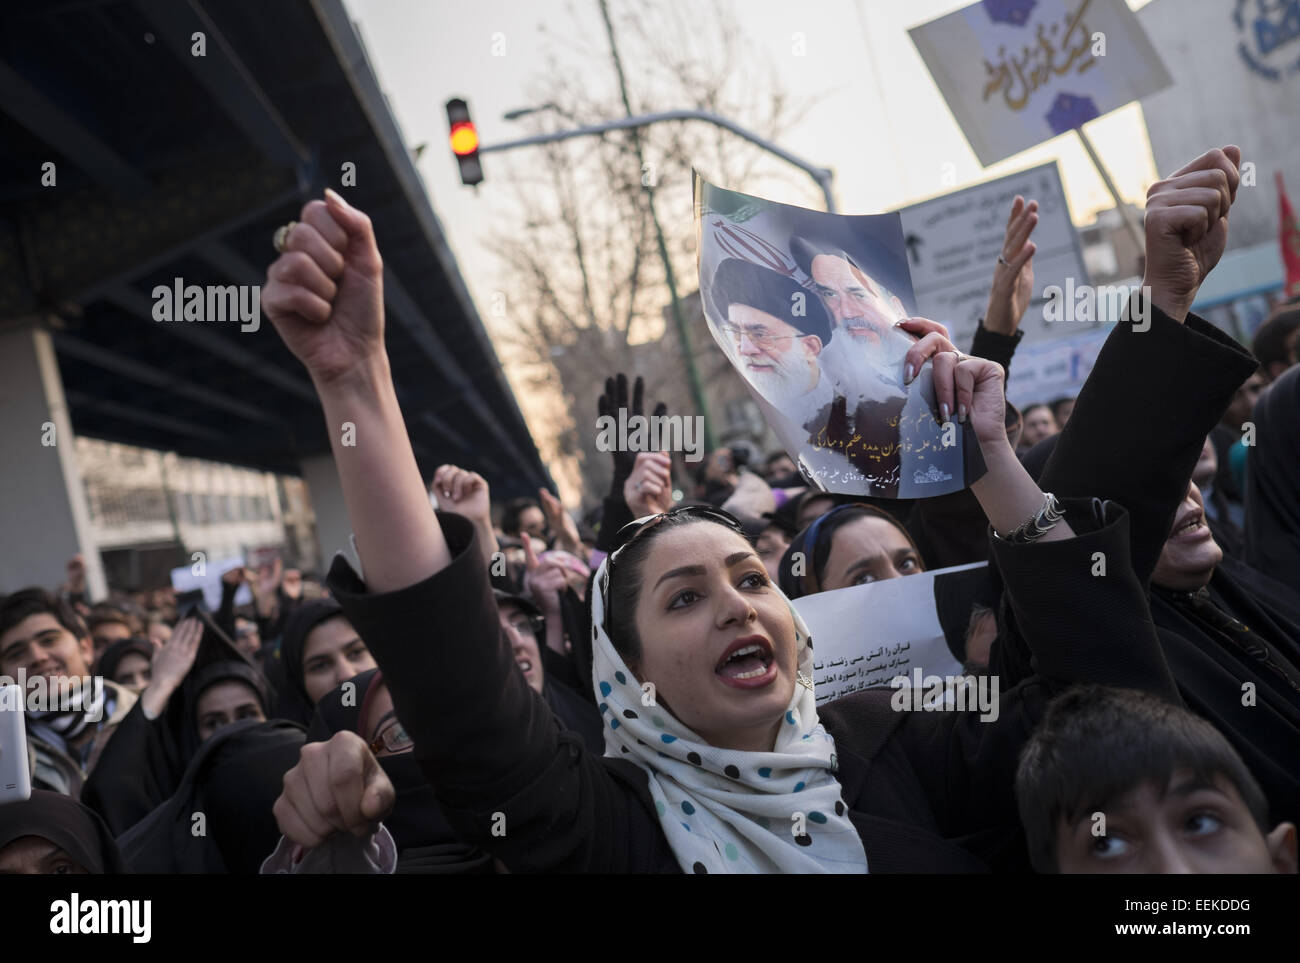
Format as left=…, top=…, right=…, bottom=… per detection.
left=2, top=147, right=1298, bottom=875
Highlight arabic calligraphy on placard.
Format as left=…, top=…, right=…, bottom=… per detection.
left=982, top=0, right=1098, bottom=112
left=812, top=641, right=915, bottom=696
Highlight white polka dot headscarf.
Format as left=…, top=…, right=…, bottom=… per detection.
left=589, top=510, right=868, bottom=874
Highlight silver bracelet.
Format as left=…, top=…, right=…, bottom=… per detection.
left=996, top=492, right=1064, bottom=544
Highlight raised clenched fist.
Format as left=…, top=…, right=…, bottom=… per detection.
left=263, top=189, right=386, bottom=385
left=1142, top=146, right=1241, bottom=323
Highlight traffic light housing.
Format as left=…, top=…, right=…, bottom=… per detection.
left=446, top=98, right=483, bottom=186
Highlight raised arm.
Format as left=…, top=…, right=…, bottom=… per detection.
left=1037, top=147, right=1258, bottom=586
left=969, top=195, right=1036, bottom=378
left=928, top=349, right=1074, bottom=544
left=262, top=189, right=450, bottom=591
left=265, top=195, right=661, bottom=872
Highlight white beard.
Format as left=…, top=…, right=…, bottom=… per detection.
left=819, top=328, right=911, bottom=407
left=741, top=350, right=828, bottom=424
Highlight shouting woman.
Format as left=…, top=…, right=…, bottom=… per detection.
left=260, top=189, right=1185, bottom=873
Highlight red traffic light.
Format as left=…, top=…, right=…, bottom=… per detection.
left=450, top=121, right=479, bottom=156
left=445, top=98, right=483, bottom=186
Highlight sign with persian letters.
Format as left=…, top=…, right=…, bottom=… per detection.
left=897, top=161, right=1090, bottom=347
left=791, top=562, right=987, bottom=707
left=909, top=0, right=1172, bottom=166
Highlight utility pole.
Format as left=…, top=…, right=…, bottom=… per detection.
left=596, top=0, right=714, bottom=452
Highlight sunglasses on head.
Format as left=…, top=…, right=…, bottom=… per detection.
left=601, top=505, right=746, bottom=633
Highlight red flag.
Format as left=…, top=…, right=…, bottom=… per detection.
left=1279, top=171, right=1300, bottom=298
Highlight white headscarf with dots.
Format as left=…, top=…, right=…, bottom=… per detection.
left=589, top=552, right=868, bottom=874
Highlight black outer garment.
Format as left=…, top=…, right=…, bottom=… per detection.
left=308, top=669, right=494, bottom=873
left=326, top=504, right=1176, bottom=874
left=1002, top=300, right=1300, bottom=826
left=1246, top=362, right=1300, bottom=592
left=116, top=719, right=306, bottom=873
left=81, top=609, right=273, bottom=836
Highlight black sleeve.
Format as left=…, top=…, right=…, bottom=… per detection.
left=326, top=512, right=664, bottom=872
left=595, top=491, right=635, bottom=553
left=1037, top=295, right=1258, bottom=588
left=215, top=579, right=238, bottom=638
left=896, top=498, right=1179, bottom=847
left=969, top=319, right=1024, bottom=383
left=81, top=701, right=183, bottom=836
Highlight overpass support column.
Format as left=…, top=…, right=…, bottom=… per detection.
left=0, top=320, right=107, bottom=599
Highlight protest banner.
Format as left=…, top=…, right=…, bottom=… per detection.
left=169, top=556, right=251, bottom=612
left=909, top=0, right=1172, bottom=166
left=791, top=562, right=986, bottom=706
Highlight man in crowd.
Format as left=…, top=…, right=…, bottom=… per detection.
left=86, top=606, right=134, bottom=669
left=1016, top=403, right=1058, bottom=454
left=0, top=590, right=136, bottom=795
left=1251, top=303, right=1300, bottom=383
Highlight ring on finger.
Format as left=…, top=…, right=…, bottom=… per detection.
left=996, top=254, right=1010, bottom=267
left=273, top=221, right=297, bottom=254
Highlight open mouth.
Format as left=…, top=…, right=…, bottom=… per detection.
left=1170, top=510, right=1207, bottom=540
left=516, top=657, right=534, bottom=675
left=715, top=637, right=775, bottom=683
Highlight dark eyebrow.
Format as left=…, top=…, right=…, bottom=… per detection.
left=1167, top=775, right=1227, bottom=799
left=843, top=553, right=886, bottom=580
left=655, top=564, right=705, bottom=589
left=655, top=553, right=760, bottom=589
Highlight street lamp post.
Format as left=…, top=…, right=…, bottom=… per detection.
left=489, top=107, right=837, bottom=212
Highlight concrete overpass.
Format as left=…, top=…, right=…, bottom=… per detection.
left=0, top=0, right=550, bottom=595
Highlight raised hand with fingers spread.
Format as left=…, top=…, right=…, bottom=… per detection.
left=538, top=487, right=582, bottom=558
left=598, top=374, right=667, bottom=485
left=984, top=195, right=1039, bottom=336
left=140, top=616, right=203, bottom=719
left=521, top=532, right=567, bottom=617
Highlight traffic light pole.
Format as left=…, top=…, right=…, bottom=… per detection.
left=478, top=109, right=837, bottom=213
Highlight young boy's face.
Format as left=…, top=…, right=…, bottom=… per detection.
left=1056, top=769, right=1297, bottom=874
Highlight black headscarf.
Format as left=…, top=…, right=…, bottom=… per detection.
left=779, top=502, right=924, bottom=598
left=95, top=637, right=155, bottom=684
left=0, top=790, right=127, bottom=874
left=117, top=719, right=306, bottom=873
left=80, top=607, right=274, bottom=837
left=269, top=598, right=345, bottom=724
left=307, top=670, right=493, bottom=874
left=1246, top=363, right=1300, bottom=592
